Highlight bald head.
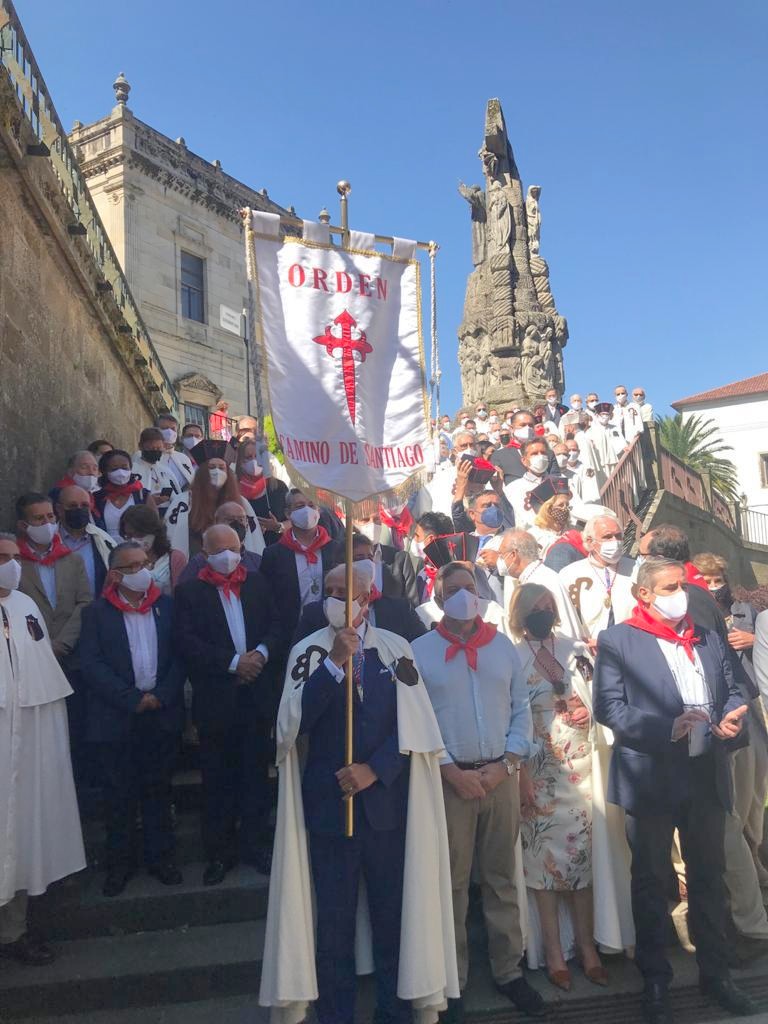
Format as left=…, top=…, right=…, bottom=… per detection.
left=56, top=486, right=92, bottom=532
left=202, top=524, right=240, bottom=555
left=215, top=501, right=247, bottom=525
left=58, top=485, right=91, bottom=508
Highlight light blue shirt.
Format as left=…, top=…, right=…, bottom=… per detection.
left=412, top=628, right=532, bottom=765
left=35, top=560, right=57, bottom=610
left=61, top=530, right=96, bottom=596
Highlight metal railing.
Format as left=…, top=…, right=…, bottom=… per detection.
left=0, top=0, right=176, bottom=412
left=737, top=507, right=768, bottom=548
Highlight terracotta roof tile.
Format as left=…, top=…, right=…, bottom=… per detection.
left=672, top=372, right=768, bottom=409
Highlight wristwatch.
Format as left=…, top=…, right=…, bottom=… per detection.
left=502, top=757, right=517, bottom=776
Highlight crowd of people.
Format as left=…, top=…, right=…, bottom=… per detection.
left=1, top=387, right=767, bottom=1024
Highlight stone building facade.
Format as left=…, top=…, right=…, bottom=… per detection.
left=70, top=78, right=292, bottom=432
left=0, top=9, right=172, bottom=527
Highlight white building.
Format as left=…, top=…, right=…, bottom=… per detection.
left=673, top=372, right=768, bottom=513
left=70, top=74, right=293, bottom=431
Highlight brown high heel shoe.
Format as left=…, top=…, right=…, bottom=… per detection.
left=581, top=963, right=609, bottom=986
left=546, top=966, right=572, bottom=991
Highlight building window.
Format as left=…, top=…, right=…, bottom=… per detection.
left=183, top=402, right=209, bottom=436
left=180, top=251, right=205, bottom=322
left=760, top=453, right=768, bottom=487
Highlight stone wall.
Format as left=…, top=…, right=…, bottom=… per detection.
left=639, top=491, right=768, bottom=588
left=0, top=133, right=156, bottom=528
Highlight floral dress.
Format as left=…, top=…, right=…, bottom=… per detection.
left=520, top=636, right=594, bottom=891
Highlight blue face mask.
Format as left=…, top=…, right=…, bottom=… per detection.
left=480, top=504, right=503, bottom=529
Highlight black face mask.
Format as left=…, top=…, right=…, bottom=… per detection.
left=711, top=583, right=732, bottom=607
left=229, top=520, right=247, bottom=542
left=524, top=609, right=557, bottom=639
left=499, top=433, right=511, bottom=446
left=141, top=449, right=162, bottom=464
left=63, top=507, right=90, bottom=530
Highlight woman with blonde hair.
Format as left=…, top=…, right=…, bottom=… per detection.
left=508, top=582, right=606, bottom=991
left=526, top=477, right=573, bottom=558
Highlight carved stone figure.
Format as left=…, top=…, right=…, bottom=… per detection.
left=457, top=100, right=569, bottom=408
left=458, top=183, right=487, bottom=266
left=526, top=185, right=541, bottom=256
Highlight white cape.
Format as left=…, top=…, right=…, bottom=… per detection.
left=0, top=591, right=86, bottom=906
left=259, top=625, right=459, bottom=1023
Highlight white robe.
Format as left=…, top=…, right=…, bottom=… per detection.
left=259, top=625, right=459, bottom=1023
left=163, top=491, right=265, bottom=558
left=502, top=561, right=585, bottom=642
left=558, top=556, right=636, bottom=639
left=611, top=403, right=644, bottom=442
left=0, top=591, right=85, bottom=906
left=503, top=473, right=546, bottom=530
left=583, top=423, right=626, bottom=489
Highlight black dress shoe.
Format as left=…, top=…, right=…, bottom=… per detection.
left=496, top=977, right=547, bottom=1017
left=148, top=863, right=183, bottom=886
left=0, top=933, right=55, bottom=966
left=438, top=996, right=465, bottom=1024
left=102, top=870, right=132, bottom=897
left=643, top=982, right=673, bottom=1024
left=699, top=975, right=759, bottom=1016
left=203, top=859, right=234, bottom=886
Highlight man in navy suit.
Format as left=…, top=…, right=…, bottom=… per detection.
left=80, top=541, right=185, bottom=897
left=299, top=563, right=410, bottom=1024
left=594, top=558, right=756, bottom=1023
left=294, top=532, right=425, bottom=646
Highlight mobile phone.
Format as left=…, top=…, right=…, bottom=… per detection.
left=460, top=453, right=494, bottom=486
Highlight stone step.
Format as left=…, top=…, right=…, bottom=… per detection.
left=0, top=920, right=266, bottom=1019
left=8, top=996, right=270, bottom=1024
left=82, top=810, right=205, bottom=869
left=30, top=863, right=269, bottom=941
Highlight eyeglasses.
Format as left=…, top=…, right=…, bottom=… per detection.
left=633, top=392, right=644, bottom=398
left=114, top=561, right=149, bottom=573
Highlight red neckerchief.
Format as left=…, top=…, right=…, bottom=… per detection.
left=379, top=505, right=414, bottom=541
left=423, top=563, right=438, bottom=597
left=504, top=438, right=522, bottom=449
left=625, top=603, right=700, bottom=663
left=369, top=584, right=383, bottom=603
left=279, top=525, right=331, bottom=565
left=685, top=562, right=708, bottom=591
left=239, top=474, right=267, bottom=501
left=103, top=581, right=161, bottom=615
left=436, top=616, right=497, bottom=670
left=17, top=534, right=72, bottom=566
left=103, top=478, right=144, bottom=499
left=198, top=562, right=248, bottom=600
left=551, top=530, right=587, bottom=557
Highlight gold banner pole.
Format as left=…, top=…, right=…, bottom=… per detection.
left=338, top=181, right=355, bottom=839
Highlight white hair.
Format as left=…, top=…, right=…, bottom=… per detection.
left=583, top=514, right=620, bottom=543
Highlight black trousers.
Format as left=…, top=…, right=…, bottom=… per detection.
left=310, top=818, right=409, bottom=1024
left=96, top=714, right=179, bottom=871
left=625, top=754, right=729, bottom=987
left=197, top=708, right=273, bottom=862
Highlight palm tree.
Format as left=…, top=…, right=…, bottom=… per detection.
left=656, top=413, right=740, bottom=501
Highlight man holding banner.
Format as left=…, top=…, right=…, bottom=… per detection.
left=246, top=207, right=458, bottom=1021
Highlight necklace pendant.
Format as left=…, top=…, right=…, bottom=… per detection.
left=604, top=595, right=612, bottom=609
left=311, top=579, right=320, bottom=595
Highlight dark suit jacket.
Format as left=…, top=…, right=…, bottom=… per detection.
left=300, top=651, right=408, bottom=835
left=294, top=597, right=426, bottom=647
left=378, top=546, right=420, bottom=608
left=490, top=443, right=525, bottom=485
left=80, top=595, right=185, bottom=742
left=174, top=572, right=284, bottom=731
left=258, top=538, right=335, bottom=644
left=593, top=623, right=747, bottom=816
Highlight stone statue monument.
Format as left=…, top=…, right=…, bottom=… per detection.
left=457, top=100, right=568, bottom=408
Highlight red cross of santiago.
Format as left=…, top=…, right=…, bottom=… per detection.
left=313, top=310, right=373, bottom=425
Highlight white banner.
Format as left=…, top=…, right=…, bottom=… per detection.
left=247, top=221, right=429, bottom=502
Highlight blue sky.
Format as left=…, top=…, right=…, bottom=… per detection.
left=18, top=0, right=767, bottom=418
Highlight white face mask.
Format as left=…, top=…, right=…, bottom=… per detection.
left=653, top=589, right=689, bottom=622
left=587, top=401, right=598, bottom=411
left=160, top=428, right=178, bottom=444
left=547, top=398, right=557, bottom=407
left=118, top=566, right=153, bottom=593
left=615, top=395, right=628, bottom=406
left=26, top=522, right=58, bottom=546
left=207, top=549, right=242, bottom=576
left=73, top=472, right=98, bottom=492
left=598, top=538, right=622, bottom=563
left=357, top=521, right=390, bottom=546
left=182, top=435, right=200, bottom=451
left=598, top=414, right=612, bottom=425
left=555, top=454, right=569, bottom=469
left=208, top=468, right=228, bottom=489
left=514, top=426, right=534, bottom=442
left=571, top=401, right=582, bottom=411
left=489, top=415, right=499, bottom=425
left=0, top=559, right=22, bottom=592
left=243, top=458, right=263, bottom=477
left=567, top=451, right=579, bottom=463
left=475, top=410, right=488, bottom=420
left=108, top=468, right=132, bottom=486
left=528, top=454, right=549, bottom=475
left=497, top=553, right=512, bottom=578
left=460, top=418, right=469, bottom=427
left=442, top=587, right=481, bottom=621
left=324, top=596, right=362, bottom=629
left=290, top=505, right=320, bottom=531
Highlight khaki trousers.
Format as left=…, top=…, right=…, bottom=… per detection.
left=0, top=892, right=28, bottom=944
left=443, top=773, right=522, bottom=989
